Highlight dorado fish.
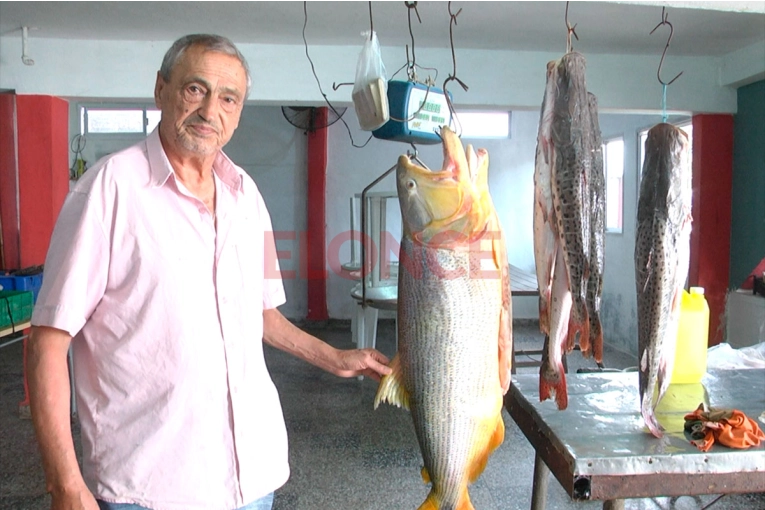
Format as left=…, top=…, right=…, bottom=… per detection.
left=375, top=126, right=512, bottom=510
left=635, top=123, right=692, bottom=438
left=551, top=52, right=592, bottom=353
left=533, top=59, right=560, bottom=336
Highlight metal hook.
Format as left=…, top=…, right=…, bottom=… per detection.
left=650, top=7, right=683, bottom=86
left=368, top=1, right=374, bottom=40
left=564, top=1, right=579, bottom=53
left=21, top=26, right=35, bottom=66
left=405, top=1, right=421, bottom=81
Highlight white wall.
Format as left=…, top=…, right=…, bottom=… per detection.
left=1, top=37, right=754, bottom=113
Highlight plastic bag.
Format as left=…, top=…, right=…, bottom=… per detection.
left=352, top=31, right=389, bottom=131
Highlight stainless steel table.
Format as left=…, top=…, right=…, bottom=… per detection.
left=504, top=369, right=765, bottom=510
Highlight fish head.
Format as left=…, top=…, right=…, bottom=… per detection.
left=396, top=126, right=493, bottom=247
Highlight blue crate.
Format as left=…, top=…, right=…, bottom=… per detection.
left=0, top=276, right=14, bottom=292
left=14, top=274, right=43, bottom=303
left=0, top=271, right=43, bottom=303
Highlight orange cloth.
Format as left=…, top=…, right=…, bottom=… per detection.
left=684, top=404, right=765, bottom=452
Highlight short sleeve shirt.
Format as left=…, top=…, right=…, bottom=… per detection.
left=32, top=129, right=289, bottom=510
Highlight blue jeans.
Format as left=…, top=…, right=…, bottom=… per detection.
left=97, top=492, right=274, bottom=510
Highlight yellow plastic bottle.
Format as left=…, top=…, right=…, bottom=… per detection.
left=671, top=287, right=710, bottom=384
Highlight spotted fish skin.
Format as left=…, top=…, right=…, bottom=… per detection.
left=585, top=92, right=605, bottom=362
left=550, top=52, right=592, bottom=353
left=635, top=123, right=692, bottom=438
left=533, top=59, right=560, bottom=336
left=375, top=126, right=512, bottom=510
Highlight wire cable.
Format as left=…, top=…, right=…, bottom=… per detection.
left=302, top=1, right=373, bottom=148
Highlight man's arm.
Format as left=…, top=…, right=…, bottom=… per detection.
left=262, top=308, right=391, bottom=381
left=27, top=326, right=98, bottom=510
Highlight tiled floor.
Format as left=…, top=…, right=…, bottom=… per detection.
left=1, top=320, right=763, bottom=510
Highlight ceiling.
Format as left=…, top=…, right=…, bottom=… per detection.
left=1, top=1, right=763, bottom=58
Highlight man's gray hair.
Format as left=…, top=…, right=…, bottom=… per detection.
left=159, top=34, right=252, bottom=99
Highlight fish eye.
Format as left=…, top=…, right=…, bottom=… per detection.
left=406, top=179, right=416, bottom=190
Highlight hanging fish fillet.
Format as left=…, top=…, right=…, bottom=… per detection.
left=585, top=92, right=605, bottom=363
left=550, top=52, right=591, bottom=353
left=375, top=126, right=512, bottom=510
left=535, top=52, right=605, bottom=410
left=539, top=242, right=573, bottom=410
left=533, top=59, right=560, bottom=336
left=635, top=123, right=692, bottom=438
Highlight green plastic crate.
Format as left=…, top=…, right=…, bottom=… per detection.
left=0, top=290, right=34, bottom=330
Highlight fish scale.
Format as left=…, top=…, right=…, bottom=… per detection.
left=635, top=123, right=692, bottom=438
left=400, top=238, right=503, bottom=508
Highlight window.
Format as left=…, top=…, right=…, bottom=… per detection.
left=603, top=137, right=624, bottom=234
left=453, top=111, right=510, bottom=139
left=638, top=122, right=693, bottom=184
left=80, top=106, right=161, bottom=135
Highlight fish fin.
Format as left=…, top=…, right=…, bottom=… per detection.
left=417, top=489, right=475, bottom=510
left=373, top=355, right=410, bottom=411
left=539, top=352, right=568, bottom=410
left=591, top=316, right=604, bottom=364
left=498, top=303, right=513, bottom=394
left=493, top=219, right=512, bottom=394
left=420, top=466, right=431, bottom=484
left=566, top=298, right=590, bottom=354
left=416, top=493, right=439, bottom=510
left=468, top=414, right=505, bottom=484
left=456, top=489, right=476, bottom=510
left=641, top=400, right=664, bottom=438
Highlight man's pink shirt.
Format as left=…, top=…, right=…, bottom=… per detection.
left=32, top=130, right=289, bottom=510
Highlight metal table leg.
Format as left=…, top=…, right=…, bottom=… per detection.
left=530, top=452, right=550, bottom=510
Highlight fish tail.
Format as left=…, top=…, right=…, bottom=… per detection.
left=539, top=358, right=568, bottom=410
left=639, top=353, right=664, bottom=438
left=417, top=489, right=474, bottom=510
left=641, top=396, right=664, bottom=438
left=590, top=314, right=604, bottom=363
left=566, top=296, right=590, bottom=353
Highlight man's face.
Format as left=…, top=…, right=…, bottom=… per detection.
left=154, top=44, right=247, bottom=159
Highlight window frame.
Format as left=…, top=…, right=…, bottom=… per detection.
left=637, top=120, right=693, bottom=187
left=603, top=135, right=625, bottom=235
left=79, top=103, right=161, bottom=137
left=452, top=111, right=511, bottom=140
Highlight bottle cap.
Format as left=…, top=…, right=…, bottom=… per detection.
left=690, top=286, right=705, bottom=295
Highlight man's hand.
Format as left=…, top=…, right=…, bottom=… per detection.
left=331, top=348, right=392, bottom=381
left=50, top=485, right=99, bottom=510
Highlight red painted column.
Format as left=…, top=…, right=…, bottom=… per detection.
left=16, top=95, right=69, bottom=267
left=689, top=114, right=733, bottom=346
left=305, top=108, right=329, bottom=320
left=0, top=93, right=20, bottom=270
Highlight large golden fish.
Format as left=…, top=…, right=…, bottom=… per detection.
left=375, top=126, right=512, bottom=510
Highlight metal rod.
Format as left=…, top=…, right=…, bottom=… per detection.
left=361, top=163, right=399, bottom=306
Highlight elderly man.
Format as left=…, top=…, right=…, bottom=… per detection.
left=27, top=34, right=390, bottom=510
